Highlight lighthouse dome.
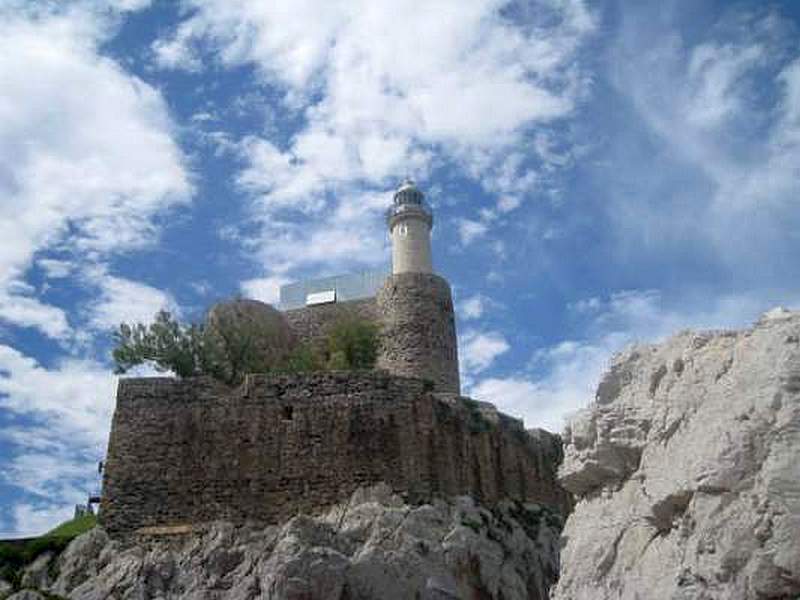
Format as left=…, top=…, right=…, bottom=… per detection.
left=393, top=179, right=425, bottom=206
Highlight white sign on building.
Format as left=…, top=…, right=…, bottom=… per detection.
left=306, top=290, right=336, bottom=305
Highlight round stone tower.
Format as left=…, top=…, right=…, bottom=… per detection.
left=377, top=181, right=460, bottom=394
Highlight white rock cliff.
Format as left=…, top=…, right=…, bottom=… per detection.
left=553, top=308, right=800, bottom=599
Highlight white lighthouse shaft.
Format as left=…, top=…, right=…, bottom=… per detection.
left=387, top=180, right=434, bottom=275
left=391, top=215, right=432, bottom=274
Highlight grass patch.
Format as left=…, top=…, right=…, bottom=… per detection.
left=41, top=514, right=96, bottom=539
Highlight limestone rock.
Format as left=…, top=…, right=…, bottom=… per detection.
left=19, top=551, right=53, bottom=590
left=52, top=484, right=563, bottom=600
left=50, top=527, right=112, bottom=596
left=6, top=592, right=46, bottom=600
left=553, top=309, right=800, bottom=599
left=0, top=579, right=13, bottom=596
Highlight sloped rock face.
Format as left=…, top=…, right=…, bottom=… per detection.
left=48, top=485, right=563, bottom=600
left=553, top=308, right=800, bottom=599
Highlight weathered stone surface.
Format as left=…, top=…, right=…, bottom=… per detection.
left=56, top=485, right=563, bottom=600
left=100, top=372, right=569, bottom=537
left=553, top=308, right=800, bottom=599
left=283, top=298, right=379, bottom=349
left=0, top=579, right=13, bottom=596
left=377, top=273, right=460, bottom=394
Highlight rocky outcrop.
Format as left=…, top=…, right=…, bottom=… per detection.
left=39, top=485, right=562, bottom=600
left=0, top=579, right=13, bottom=596
left=553, top=308, right=800, bottom=599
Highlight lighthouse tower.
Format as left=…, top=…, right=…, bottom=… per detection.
left=376, top=181, right=460, bottom=394
left=388, top=180, right=434, bottom=274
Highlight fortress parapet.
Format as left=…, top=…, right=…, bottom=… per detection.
left=99, top=372, right=568, bottom=537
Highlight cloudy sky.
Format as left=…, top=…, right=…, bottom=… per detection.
left=1, top=0, right=799, bottom=536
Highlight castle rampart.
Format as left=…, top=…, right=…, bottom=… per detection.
left=100, top=372, right=568, bottom=537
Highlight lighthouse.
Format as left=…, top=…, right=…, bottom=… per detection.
left=376, top=180, right=461, bottom=394
left=387, top=180, right=434, bottom=274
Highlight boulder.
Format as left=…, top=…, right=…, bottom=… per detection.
left=553, top=308, right=800, bottom=599
left=206, top=298, right=296, bottom=380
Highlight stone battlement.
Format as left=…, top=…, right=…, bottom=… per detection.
left=100, top=372, right=569, bottom=537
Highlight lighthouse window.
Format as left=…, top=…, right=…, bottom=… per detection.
left=398, top=224, right=408, bottom=237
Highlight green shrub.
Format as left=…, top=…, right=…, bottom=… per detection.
left=113, top=308, right=380, bottom=383
left=281, top=343, right=324, bottom=373
left=326, top=318, right=378, bottom=370
left=113, top=309, right=286, bottom=384
left=112, top=311, right=213, bottom=379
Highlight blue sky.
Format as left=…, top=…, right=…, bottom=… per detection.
left=1, top=0, right=799, bottom=536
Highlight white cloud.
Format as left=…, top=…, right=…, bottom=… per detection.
left=85, top=270, right=179, bottom=331
left=152, top=34, right=202, bottom=72
left=0, top=346, right=116, bottom=451
left=2, top=453, right=90, bottom=507
left=460, top=329, right=510, bottom=378
left=471, top=373, right=579, bottom=435
left=459, top=294, right=488, bottom=320
left=496, top=196, right=521, bottom=213
left=241, top=275, right=291, bottom=306
left=235, top=166, right=393, bottom=274
left=0, top=287, right=71, bottom=339
left=471, top=288, right=800, bottom=433
left=37, top=258, right=74, bottom=279
left=0, top=5, right=190, bottom=337
left=0, top=344, right=116, bottom=535
left=606, top=6, right=800, bottom=269
left=457, top=219, right=489, bottom=246
left=155, top=0, right=594, bottom=279
left=4, top=503, right=75, bottom=539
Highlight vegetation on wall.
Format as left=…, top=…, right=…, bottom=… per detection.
left=280, top=317, right=379, bottom=372
left=325, top=318, right=379, bottom=370
left=112, top=311, right=213, bottom=379
left=112, top=309, right=379, bottom=384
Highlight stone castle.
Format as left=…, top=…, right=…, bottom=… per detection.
left=99, top=181, right=569, bottom=537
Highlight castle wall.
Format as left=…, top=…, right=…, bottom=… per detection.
left=283, top=297, right=378, bottom=348
left=376, top=273, right=460, bottom=394
left=100, top=373, right=568, bottom=537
